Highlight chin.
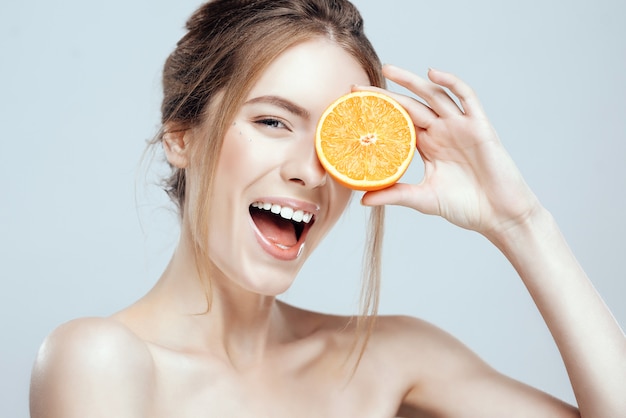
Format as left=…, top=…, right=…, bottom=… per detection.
left=240, top=269, right=300, bottom=297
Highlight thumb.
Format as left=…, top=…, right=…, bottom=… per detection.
left=360, top=182, right=439, bottom=215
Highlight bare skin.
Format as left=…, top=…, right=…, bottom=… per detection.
left=30, top=40, right=625, bottom=417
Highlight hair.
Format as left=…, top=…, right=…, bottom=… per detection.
left=152, top=0, right=386, bottom=363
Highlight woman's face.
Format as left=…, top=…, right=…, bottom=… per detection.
left=206, top=38, right=371, bottom=296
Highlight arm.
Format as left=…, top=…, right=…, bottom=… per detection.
left=490, top=205, right=626, bottom=417
left=385, top=316, right=579, bottom=418
left=30, top=317, right=154, bottom=418
left=358, top=65, right=626, bottom=416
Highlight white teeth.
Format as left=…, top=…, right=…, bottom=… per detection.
left=292, top=210, right=304, bottom=222
left=280, top=206, right=294, bottom=219
left=251, top=201, right=314, bottom=224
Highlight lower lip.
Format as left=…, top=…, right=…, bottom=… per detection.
left=249, top=218, right=304, bottom=261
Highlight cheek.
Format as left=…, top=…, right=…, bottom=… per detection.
left=336, top=185, right=353, bottom=208
left=217, top=123, right=280, bottom=181
left=326, top=182, right=354, bottom=224
left=217, top=125, right=251, bottom=174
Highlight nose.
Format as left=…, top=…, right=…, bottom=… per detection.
left=281, top=143, right=328, bottom=188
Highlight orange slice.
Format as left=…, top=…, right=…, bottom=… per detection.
left=315, top=91, right=416, bottom=191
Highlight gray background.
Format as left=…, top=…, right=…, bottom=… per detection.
left=2, top=0, right=625, bottom=416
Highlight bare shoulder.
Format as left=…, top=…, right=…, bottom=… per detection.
left=372, top=314, right=483, bottom=361
left=277, top=305, right=486, bottom=370
left=30, top=317, right=155, bottom=418
left=373, top=314, right=456, bottom=342
left=366, top=314, right=491, bottom=379
left=278, top=302, right=457, bottom=351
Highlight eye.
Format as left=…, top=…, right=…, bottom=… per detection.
left=255, top=118, right=289, bottom=130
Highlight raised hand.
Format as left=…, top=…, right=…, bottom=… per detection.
left=358, top=65, right=541, bottom=239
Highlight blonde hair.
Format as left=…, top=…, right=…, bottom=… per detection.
left=153, top=0, right=386, bottom=361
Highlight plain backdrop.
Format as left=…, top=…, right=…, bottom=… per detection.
left=1, top=0, right=625, bottom=416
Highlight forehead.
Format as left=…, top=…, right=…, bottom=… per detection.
left=246, top=38, right=371, bottom=115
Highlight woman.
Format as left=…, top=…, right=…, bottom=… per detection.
left=29, top=0, right=625, bottom=416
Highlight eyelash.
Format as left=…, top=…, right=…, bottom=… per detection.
left=255, top=118, right=289, bottom=130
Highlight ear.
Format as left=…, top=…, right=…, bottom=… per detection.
left=162, top=126, right=189, bottom=169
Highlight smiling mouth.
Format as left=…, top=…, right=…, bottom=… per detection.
left=249, top=201, right=315, bottom=250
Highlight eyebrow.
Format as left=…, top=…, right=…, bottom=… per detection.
left=244, top=95, right=311, bottom=120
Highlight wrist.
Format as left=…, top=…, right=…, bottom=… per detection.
left=485, top=204, right=556, bottom=254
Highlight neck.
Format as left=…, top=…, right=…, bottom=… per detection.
left=139, top=228, right=292, bottom=368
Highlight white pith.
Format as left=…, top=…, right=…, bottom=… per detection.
left=250, top=201, right=314, bottom=223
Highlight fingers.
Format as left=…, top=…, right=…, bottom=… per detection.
left=354, top=65, right=486, bottom=120
left=354, top=65, right=489, bottom=216
left=353, top=83, right=437, bottom=130
left=426, top=67, right=486, bottom=118
left=360, top=182, right=439, bottom=216
left=383, top=65, right=462, bottom=118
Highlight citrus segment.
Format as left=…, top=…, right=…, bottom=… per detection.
left=315, top=91, right=416, bottom=191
